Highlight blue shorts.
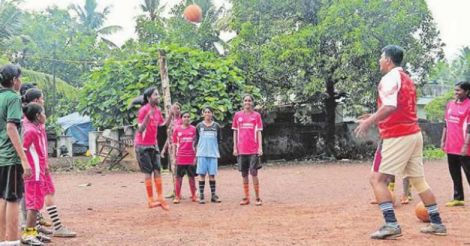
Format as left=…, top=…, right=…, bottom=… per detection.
left=196, top=157, right=218, bottom=176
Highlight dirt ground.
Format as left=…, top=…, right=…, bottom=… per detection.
left=46, top=160, right=469, bottom=245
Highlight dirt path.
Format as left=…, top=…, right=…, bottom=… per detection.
left=47, top=160, right=469, bottom=245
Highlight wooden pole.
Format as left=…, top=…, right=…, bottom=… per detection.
left=158, top=49, right=172, bottom=115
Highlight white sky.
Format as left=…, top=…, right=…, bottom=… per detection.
left=19, top=0, right=469, bottom=60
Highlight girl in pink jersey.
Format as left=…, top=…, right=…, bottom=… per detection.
left=21, top=102, right=48, bottom=245
left=442, top=81, right=470, bottom=207
left=232, top=94, right=263, bottom=206
left=172, top=112, right=197, bottom=204
left=22, top=88, right=76, bottom=238
left=135, top=87, right=172, bottom=210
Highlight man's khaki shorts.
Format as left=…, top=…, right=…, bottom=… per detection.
left=372, top=132, right=424, bottom=177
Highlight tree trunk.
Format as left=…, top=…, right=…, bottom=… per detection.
left=158, top=49, right=172, bottom=114
left=324, top=80, right=336, bottom=158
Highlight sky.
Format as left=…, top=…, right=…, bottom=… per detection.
left=19, top=0, right=469, bottom=60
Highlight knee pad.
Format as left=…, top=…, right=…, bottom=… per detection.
left=408, top=176, right=430, bottom=193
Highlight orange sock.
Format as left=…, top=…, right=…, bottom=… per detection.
left=154, top=177, right=163, bottom=200
left=145, top=178, right=153, bottom=202
left=254, top=183, right=260, bottom=199
left=243, top=183, right=249, bottom=199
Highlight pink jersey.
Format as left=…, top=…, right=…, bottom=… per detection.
left=444, top=98, right=470, bottom=155
left=23, top=120, right=48, bottom=181
left=172, top=125, right=196, bottom=165
left=134, top=104, right=164, bottom=146
left=232, top=111, right=263, bottom=155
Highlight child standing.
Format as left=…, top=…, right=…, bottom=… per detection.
left=134, top=87, right=172, bottom=210
left=21, top=103, right=48, bottom=246
left=21, top=88, right=76, bottom=238
left=172, top=112, right=197, bottom=204
left=195, top=107, right=222, bottom=204
left=232, top=94, right=263, bottom=206
left=0, top=64, right=31, bottom=246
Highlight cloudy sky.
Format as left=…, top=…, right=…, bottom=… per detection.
left=19, top=0, right=469, bottom=60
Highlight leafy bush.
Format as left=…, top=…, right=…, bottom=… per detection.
left=423, top=145, right=446, bottom=160
left=79, top=44, right=260, bottom=129
left=424, top=91, right=453, bottom=122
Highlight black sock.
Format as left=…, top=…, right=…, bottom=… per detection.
left=199, top=180, right=205, bottom=198
left=210, top=180, right=216, bottom=196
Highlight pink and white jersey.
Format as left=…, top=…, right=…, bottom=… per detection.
left=172, top=125, right=196, bottom=165
left=232, top=111, right=263, bottom=155
left=444, top=98, right=470, bottom=155
left=23, top=120, right=48, bottom=181
left=134, top=104, right=164, bottom=146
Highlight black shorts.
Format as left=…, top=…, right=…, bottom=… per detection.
left=238, top=155, right=262, bottom=173
left=135, top=145, right=161, bottom=174
left=0, top=165, right=24, bottom=202
left=176, top=165, right=197, bottom=178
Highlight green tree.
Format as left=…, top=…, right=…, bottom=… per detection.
left=230, top=0, right=443, bottom=157
left=79, top=44, right=259, bottom=129
left=0, top=0, right=24, bottom=52
left=69, top=0, right=122, bottom=47
left=135, top=0, right=167, bottom=44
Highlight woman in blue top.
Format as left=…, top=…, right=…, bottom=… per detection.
left=195, top=107, right=222, bottom=204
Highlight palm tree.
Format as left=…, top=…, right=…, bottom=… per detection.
left=69, top=0, right=122, bottom=47
left=140, top=0, right=166, bottom=22
left=0, top=0, right=22, bottom=48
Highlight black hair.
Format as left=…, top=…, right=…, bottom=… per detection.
left=20, top=83, right=37, bottom=96
left=202, top=106, right=213, bottom=114
left=382, top=45, right=404, bottom=66
left=23, top=102, right=43, bottom=122
left=0, top=64, right=22, bottom=88
left=22, top=88, right=43, bottom=104
left=456, top=81, right=470, bottom=97
left=243, top=94, right=254, bottom=102
left=143, top=87, right=158, bottom=105
left=181, top=111, right=190, bottom=117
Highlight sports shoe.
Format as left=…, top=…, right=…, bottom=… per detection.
left=37, top=225, right=53, bottom=235
left=173, top=197, right=181, bottom=204
left=420, top=223, right=447, bottom=236
left=36, top=232, right=52, bottom=243
left=199, top=194, right=205, bottom=204
left=37, top=213, right=52, bottom=227
left=445, top=200, right=464, bottom=207
left=211, top=194, right=221, bottom=203
left=159, top=199, right=170, bottom=211
left=22, top=233, right=44, bottom=246
left=148, top=200, right=161, bottom=208
left=370, top=224, right=402, bottom=240
left=53, top=226, right=77, bottom=238
left=165, top=191, right=175, bottom=199
left=255, top=198, right=263, bottom=206
left=239, top=198, right=250, bottom=206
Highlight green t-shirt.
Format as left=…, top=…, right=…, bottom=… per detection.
left=0, top=88, right=22, bottom=166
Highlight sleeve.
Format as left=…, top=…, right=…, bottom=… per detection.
left=216, top=123, right=222, bottom=144
left=7, top=96, right=22, bottom=124
left=378, top=71, right=400, bottom=107
left=466, top=104, right=470, bottom=125
left=22, top=129, right=35, bottom=152
left=137, top=106, right=147, bottom=124
left=231, top=113, right=238, bottom=130
left=256, top=113, right=263, bottom=131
